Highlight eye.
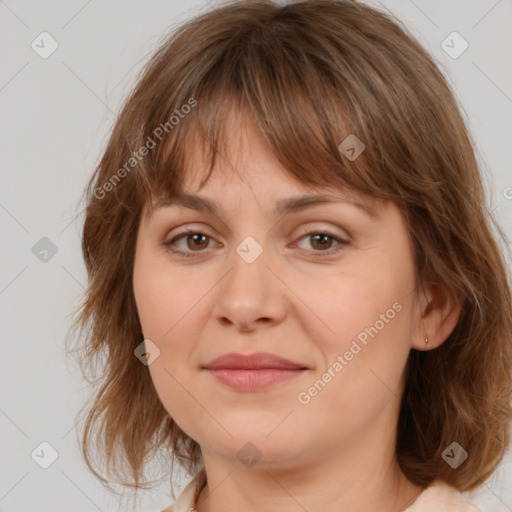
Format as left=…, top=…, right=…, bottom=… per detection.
left=165, top=229, right=216, bottom=257
left=164, top=228, right=350, bottom=258
left=292, top=230, right=349, bottom=257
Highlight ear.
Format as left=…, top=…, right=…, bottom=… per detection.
left=411, top=280, right=462, bottom=351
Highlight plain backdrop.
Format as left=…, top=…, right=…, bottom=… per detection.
left=1, top=0, right=511, bottom=511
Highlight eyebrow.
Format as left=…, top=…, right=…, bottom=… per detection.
left=149, top=192, right=379, bottom=220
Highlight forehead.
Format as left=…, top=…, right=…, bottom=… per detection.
left=143, top=99, right=388, bottom=224
left=182, top=107, right=275, bottom=180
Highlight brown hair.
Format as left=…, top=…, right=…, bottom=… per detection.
left=66, top=0, right=512, bottom=502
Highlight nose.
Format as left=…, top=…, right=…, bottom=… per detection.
left=213, top=240, right=288, bottom=333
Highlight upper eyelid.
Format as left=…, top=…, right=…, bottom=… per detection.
left=166, top=223, right=350, bottom=241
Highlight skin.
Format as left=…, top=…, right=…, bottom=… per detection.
left=132, top=109, right=461, bottom=512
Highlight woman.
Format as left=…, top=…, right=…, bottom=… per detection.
left=68, top=1, right=512, bottom=511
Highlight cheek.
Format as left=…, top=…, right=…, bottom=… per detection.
left=134, top=261, right=208, bottom=433
left=299, top=255, right=415, bottom=390
left=133, top=245, right=203, bottom=339
left=134, top=270, right=202, bottom=375
left=133, top=247, right=210, bottom=399
left=300, top=268, right=407, bottom=350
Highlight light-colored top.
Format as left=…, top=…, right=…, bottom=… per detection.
left=160, top=473, right=482, bottom=512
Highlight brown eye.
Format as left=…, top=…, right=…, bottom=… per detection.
left=185, top=233, right=210, bottom=251
left=293, top=230, right=350, bottom=258
left=309, top=233, right=335, bottom=251
left=165, top=230, right=215, bottom=257
left=164, top=228, right=349, bottom=259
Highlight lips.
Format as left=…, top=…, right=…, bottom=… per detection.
left=202, top=352, right=309, bottom=392
left=202, top=352, right=308, bottom=370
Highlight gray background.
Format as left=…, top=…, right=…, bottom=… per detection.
left=1, top=0, right=511, bottom=511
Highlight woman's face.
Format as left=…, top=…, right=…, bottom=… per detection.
left=133, top=115, right=424, bottom=473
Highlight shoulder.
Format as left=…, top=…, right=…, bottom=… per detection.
left=160, top=472, right=202, bottom=512
left=160, top=476, right=483, bottom=512
left=405, top=480, right=482, bottom=512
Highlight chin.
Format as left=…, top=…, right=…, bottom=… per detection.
left=205, top=431, right=300, bottom=467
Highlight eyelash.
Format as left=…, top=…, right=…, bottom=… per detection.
left=164, top=229, right=350, bottom=259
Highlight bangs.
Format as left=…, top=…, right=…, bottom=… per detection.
left=132, top=13, right=407, bottom=219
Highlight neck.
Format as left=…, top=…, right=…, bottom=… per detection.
left=194, top=427, right=424, bottom=512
